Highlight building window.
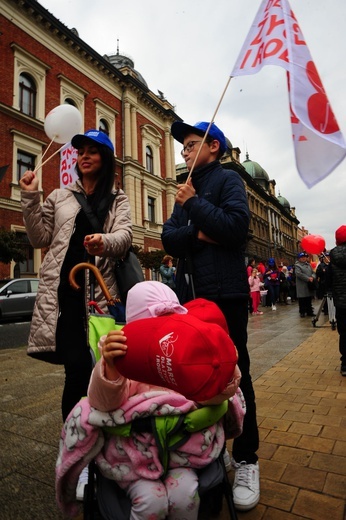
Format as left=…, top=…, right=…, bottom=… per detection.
left=148, top=196, right=155, bottom=223
left=94, top=99, right=117, bottom=153
left=58, top=74, right=87, bottom=129
left=12, top=44, right=48, bottom=121
left=16, top=233, right=34, bottom=275
left=17, top=151, right=35, bottom=182
left=146, top=146, right=154, bottom=174
left=65, top=97, right=77, bottom=107
left=19, top=73, right=36, bottom=117
left=99, top=119, right=110, bottom=135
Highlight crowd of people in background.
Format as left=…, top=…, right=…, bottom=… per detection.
left=244, top=256, right=297, bottom=314
left=239, top=252, right=334, bottom=319
left=161, top=252, right=331, bottom=320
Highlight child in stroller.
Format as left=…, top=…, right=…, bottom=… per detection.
left=56, top=281, right=244, bottom=519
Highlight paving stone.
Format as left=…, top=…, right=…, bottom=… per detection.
left=296, top=434, right=335, bottom=454
left=292, top=489, right=345, bottom=520
left=265, top=430, right=301, bottom=447
left=280, top=464, right=326, bottom=491
left=272, top=446, right=313, bottom=466
left=309, top=452, right=346, bottom=476
left=287, top=421, right=322, bottom=436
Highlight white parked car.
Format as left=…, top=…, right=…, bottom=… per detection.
left=0, top=278, right=39, bottom=320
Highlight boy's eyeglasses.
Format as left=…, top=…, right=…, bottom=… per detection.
left=181, top=140, right=202, bottom=156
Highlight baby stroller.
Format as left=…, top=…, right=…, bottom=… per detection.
left=56, top=392, right=243, bottom=519
left=312, top=292, right=336, bottom=330
left=63, top=264, right=240, bottom=520
left=83, top=434, right=238, bottom=520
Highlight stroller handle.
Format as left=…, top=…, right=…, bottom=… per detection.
left=69, top=262, right=116, bottom=307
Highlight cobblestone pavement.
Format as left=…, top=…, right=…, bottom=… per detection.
left=0, top=300, right=345, bottom=519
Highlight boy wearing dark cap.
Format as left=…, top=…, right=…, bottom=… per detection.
left=162, top=121, right=260, bottom=511
left=329, top=225, right=346, bottom=376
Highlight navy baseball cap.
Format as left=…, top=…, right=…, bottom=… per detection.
left=71, top=129, right=114, bottom=153
left=297, top=252, right=308, bottom=258
left=171, top=121, right=227, bottom=155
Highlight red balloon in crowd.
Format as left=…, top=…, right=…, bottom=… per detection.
left=301, top=234, right=326, bottom=255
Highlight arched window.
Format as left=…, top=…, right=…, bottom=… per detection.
left=19, top=73, right=36, bottom=117
left=146, top=146, right=154, bottom=174
left=65, top=97, right=77, bottom=107
left=99, top=119, right=110, bottom=136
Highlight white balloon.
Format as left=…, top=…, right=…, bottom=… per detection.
left=44, top=104, right=82, bottom=144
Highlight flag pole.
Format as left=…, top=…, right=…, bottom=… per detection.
left=185, top=76, right=233, bottom=184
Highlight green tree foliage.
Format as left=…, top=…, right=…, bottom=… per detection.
left=134, top=246, right=166, bottom=271
left=0, top=229, right=26, bottom=264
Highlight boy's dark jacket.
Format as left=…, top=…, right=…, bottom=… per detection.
left=162, top=161, right=250, bottom=303
left=329, top=243, right=346, bottom=308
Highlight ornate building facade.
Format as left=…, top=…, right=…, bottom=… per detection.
left=1, top=0, right=306, bottom=280
left=0, top=0, right=179, bottom=279
left=241, top=153, right=300, bottom=266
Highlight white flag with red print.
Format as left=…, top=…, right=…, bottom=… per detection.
left=60, top=143, right=78, bottom=189
left=231, top=0, right=346, bottom=188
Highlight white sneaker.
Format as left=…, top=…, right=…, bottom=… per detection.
left=231, top=459, right=260, bottom=511
left=223, top=449, right=232, bottom=472
left=76, top=466, right=89, bottom=501
left=272, top=305, right=276, bottom=311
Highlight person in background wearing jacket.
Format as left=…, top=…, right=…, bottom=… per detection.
left=287, top=266, right=297, bottom=302
left=246, top=258, right=256, bottom=313
left=264, top=258, right=280, bottom=310
left=279, top=266, right=289, bottom=305
left=159, top=254, right=176, bottom=290
left=248, top=268, right=263, bottom=315
left=329, top=225, right=346, bottom=376
left=316, top=252, right=330, bottom=315
left=162, top=120, right=260, bottom=512
left=294, top=252, right=316, bottom=317
left=20, top=129, right=133, bottom=423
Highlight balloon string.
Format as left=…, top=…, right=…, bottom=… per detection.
left=34, top=136, right=57, bottom=172
left=34, top=144, right=65, bottom=173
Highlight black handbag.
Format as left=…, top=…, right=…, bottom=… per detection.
left=114, top=248, right=144, bottom=304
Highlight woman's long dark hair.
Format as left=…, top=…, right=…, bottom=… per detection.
left=75, top=143, right=116, bottom=223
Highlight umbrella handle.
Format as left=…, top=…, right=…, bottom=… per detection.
left=69, top=262, right=116, bottom=307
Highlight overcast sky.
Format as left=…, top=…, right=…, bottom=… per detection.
left=39, top=0, right=346, bottom=251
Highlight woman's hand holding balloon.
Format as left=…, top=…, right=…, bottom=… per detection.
left=19, top=170, right=39, bottom=191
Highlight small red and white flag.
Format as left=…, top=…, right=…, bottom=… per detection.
left=231, top=0, right=346, bottom=188
left=59, top=143, right=78, bottom=189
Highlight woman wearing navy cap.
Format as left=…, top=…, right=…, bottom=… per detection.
left=20, top=129, right=133, bottom=425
